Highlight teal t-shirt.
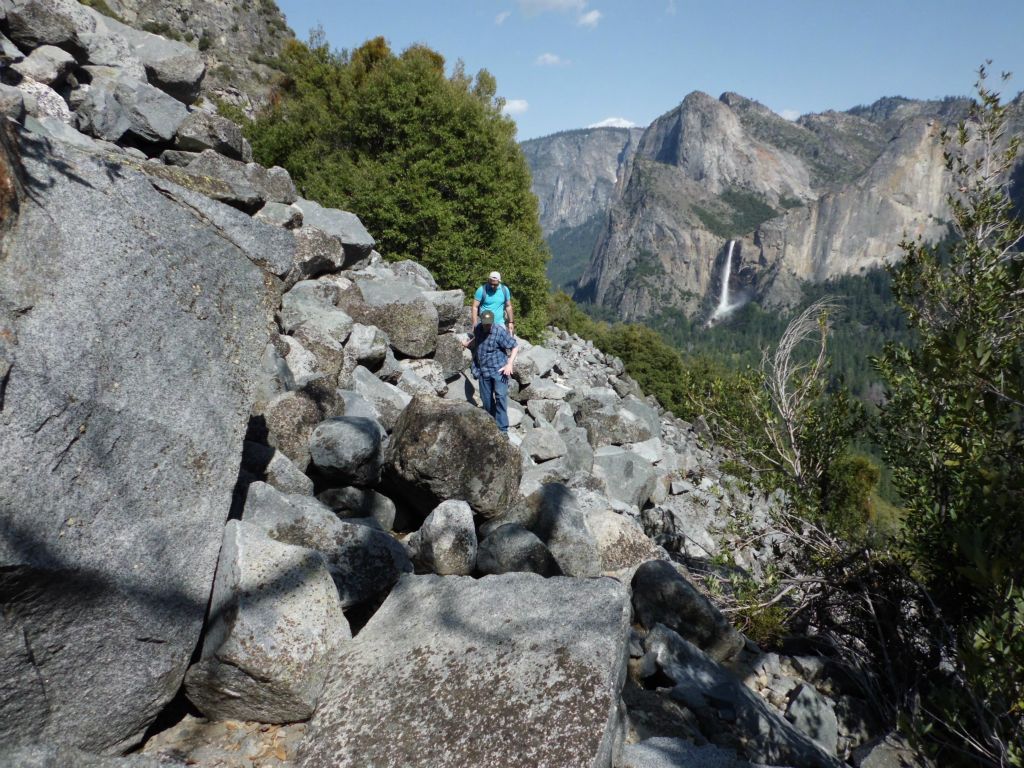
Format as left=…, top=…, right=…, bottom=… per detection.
left=474, top=283, right=511, bottom=325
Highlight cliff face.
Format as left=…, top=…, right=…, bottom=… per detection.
left=100, top=0, right=293, bottom=110
left=522, top=126, right=643, bottom=235
left=566, top=91, right=976, bottom=322
left=521, top=127, right=643, bottom=290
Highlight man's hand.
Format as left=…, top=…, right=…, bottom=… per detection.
left=461, top=335, right=473, bottom=349
left=499, top=361, right=514, bottom=377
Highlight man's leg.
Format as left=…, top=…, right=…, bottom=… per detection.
left=493, top=374, right=509, bottom=433
left=478, top=374, right=496, bottom=419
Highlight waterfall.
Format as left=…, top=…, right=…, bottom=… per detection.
left=710, top=240, right=736, bottom=321
left=717, top=239, right=735, bottom=314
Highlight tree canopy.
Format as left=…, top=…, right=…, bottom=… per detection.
left=245, top=36, right=551, bottom=337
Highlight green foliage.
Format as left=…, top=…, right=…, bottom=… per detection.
left=140, top=20, right=182, bottom=41
left=244, top=36, right=551, bottom=338
left=876, top=65, right=1024, bottom=765
left=78, top=0, right=122, bottom=22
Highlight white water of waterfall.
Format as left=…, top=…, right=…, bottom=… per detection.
left=712, top=240, right=736, bottom=320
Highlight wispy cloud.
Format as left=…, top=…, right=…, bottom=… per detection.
left=577, top=9, right=602, bottom=27
left=535, top=52, right=569, bottom=66
left=589, top=117, right=637, bottom=128
left=665, top=0, right=677, bottom=15
left=503, top=99, right=529, bottom=115
left=780, top=109, right=801, bottom=121
left=495, top=10, right=512, bottom=25
left=518, top=0, right=585, bottom=13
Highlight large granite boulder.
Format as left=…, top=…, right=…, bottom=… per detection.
left=384, top=396, right=522, bottom=518
left=174, top=111, right=246, bottom=159
left=476, top=523, right=561, bottom=577
left=407, top=500, right=477, bottom=575
left=242, top=483, right=412, bottom=609
left=342, top=278, right=439, bottom=358
left=2, top=0, right=95, bottom=55
left=631, top=560, right=744, bottom=662
left=308, top=416, right=386, bottom=487
left=0, top=129, right=275, bottom=752
left=527, top=483, right=602, bottom=578
left=593, top=446, right=657, bottom=509
left=292, top=198, right=375, bottom=264
left=296, top=573, right=631, bottom=768
left=97, top=15, right=206, bottom=103
left=10, top=44, right=75, bottom=86
left=75, top=76, right=189, bottom=143
left=643, top=626, right=842, bottom=768
left=183, top=521, right=348, bottom=723
left=587, top=509, right=668, bottom=579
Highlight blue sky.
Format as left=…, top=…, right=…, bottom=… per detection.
left=275, top=0, right=1024, bottom=141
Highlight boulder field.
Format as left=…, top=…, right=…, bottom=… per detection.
left=1, top=3, right=906, bottom=766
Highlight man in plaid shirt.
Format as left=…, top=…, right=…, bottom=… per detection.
left=462, top=309, right=519, bottom=433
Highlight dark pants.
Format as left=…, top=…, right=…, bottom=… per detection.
left=478, top=372, right=509, bottom=432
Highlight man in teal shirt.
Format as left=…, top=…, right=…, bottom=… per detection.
left=472, top=271, right=514, bottom=336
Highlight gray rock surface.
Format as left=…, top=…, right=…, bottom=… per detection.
left=0, top=83, right=25, bottom=121
left=243, top=483, right=412, bottom=609
left=587, top=509, right=667, bottom=578
left=343, top=277, right=439, bottom=358
left=242, top=441, right=314, bottom=496
left=308, top=416, right=386, bottom=487
left=98, top=15, right=206, bottom=103
left=384, top=395, right=522, bottom=519
left=292, top=198, right=375, bottom=263
left=317, top=486, right=397, bottom=531
left=0, top=744, right=184, bottom=768
left=644, top=625, right=841, bottom=768
left=0, top=128, right=274, bottom=752
left=255, top=201, right=303, bottom=230
left=632, top=560, right=744, bottom=662
left=296, top=573, right=631, bottom=768
left=476, top=523, right=561, bottom=577
left=77, top=76, right=189, bottom=143
left=422, top=288, right=464, bottom=330
left=786, top=683, right=839, bottom=756
left=350, top=364, right=411, bottom=431
left=184, top=521, right=348, bottom=723
left=521, top=423, right=568, bottom=462
left=174, top=110, right=246, bottom=159
left=618, top=738, right=754, bottom=768
left=528, top=483, right=602, bottom=578
left=261, top=391, right=320, bottom=469
left=11, top=43, right=75, bottom=85
left=593, top=446, right=657, bottom=508
left=2, top=0, right=95, bottom=53
left=408, top=499, right=477, bottom=576
left=186, top=150, right=297, bottom=208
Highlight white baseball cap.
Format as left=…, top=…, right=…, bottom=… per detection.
left=488, top=271, right=501, bottom=281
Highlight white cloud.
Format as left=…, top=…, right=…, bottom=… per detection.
left=503, top=99, right=529, bottom=115
left=495, top=10, right=511, bottom=24
left=780, top=109, right=801, bottom=121
left=577, top=9, right=602, bottom=27
left=518, top=0, right=585, bottom=14
left=588, top=117, right=637, bottom=128
left=535, top=52, right=568, bottom=66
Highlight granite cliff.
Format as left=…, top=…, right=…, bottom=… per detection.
left=527, top=90, right=984, bottom=322
left=521, top=126, right=643, bottom=289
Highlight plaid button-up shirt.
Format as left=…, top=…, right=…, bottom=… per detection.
left=470, top=324, right=517, bottom=378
